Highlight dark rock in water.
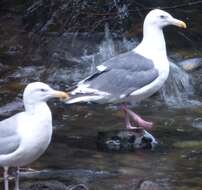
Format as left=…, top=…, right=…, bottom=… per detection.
left=107, top=178, right=164, bottom=190
left=21, top=180, right=89, bottom=190
left=191, top=63, right=202, bottom=96
left=66, top=184, right=89, bottom=190
left=0, top=62, right=9, bottom=76
left=20, top=169, right=119, bottom=184
left=178, top=57, right=202, bottom=72
left=0, top=98, right=23, bottom=117
left=96, top=129, right=157, bottom=152
left=192, top=117, right=202, bottom=130
left=21, top=180, right=68, bottom=190
left=138, top=180, right=161, bottom=190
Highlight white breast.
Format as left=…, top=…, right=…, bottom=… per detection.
left=3, top=104, right=53, bottom=167
left=128, top=24, right=170, bottom=102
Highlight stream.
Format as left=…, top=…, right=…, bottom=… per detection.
left=1, top=2, right=202, bottom=190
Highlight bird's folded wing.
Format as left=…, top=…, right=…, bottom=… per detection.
left=0, top=114, right=21, bottom=154
left=97, top=51, right=154, bottom=72
left=83, top=68, right=159, bottom=98
left=73, top=51, right=158, bottom=99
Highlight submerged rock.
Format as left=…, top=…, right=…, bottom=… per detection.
left=21, top=180, right=89, bottom=190
left=20, top=169, right=119, bottom=184
left=96, top=129, right=157, bottom=152
left=138, top=180, right=161, bottom=190
left=192, top=117, right=202, bottom=130
left=173, top=140, right=202, bottom=149
left=178, top=57, right=202, bottom=72
left=21, top=180, right=69, bottom=190
left=0, top=62, right=9, bottom=73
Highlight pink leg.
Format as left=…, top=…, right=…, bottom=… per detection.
left=122, top=105, right=153, bottom=130
left=123, top=110, right=145, bottom=134
left=124, top=110, right=139, bottom=130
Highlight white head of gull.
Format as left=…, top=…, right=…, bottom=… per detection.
left=66, top=9, right=186, bottom=130
left=135, top=9, right=186, bottom=61
left=0, top=82, right=69, bottom=190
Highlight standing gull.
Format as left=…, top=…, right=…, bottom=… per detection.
left=0, top=82, right=69, bottom=190
left=66, top=9, right=186, bottom=129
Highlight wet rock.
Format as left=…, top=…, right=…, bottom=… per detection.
left=8, top=66, right=46, bottom=84
left=96, top=129, right=157, bottom=152
left=182, top=150, right=202, bottom=160
left=0, top=98, right=23, bottom=117
left=138, top=181, right=161, bottom=190
left=192, top=117, right=202, bottom=130
left=20, top=169, right=119, bottom=184
left=112, top=179, right=163, bottom=190
left=66, top=184, right=89, bottom=190
left=173, top=140, right=202, bottom=149
left=178, top=57, right=202, bottom=72
left=21, top=180, right=69, bottom=190
left=191, top=67, right=202, bottom=96
left=21, top=180, right=89, bottom=190
left=111, top=178, right=141, bottom=190
left=0, top=62, right=9, bottom=73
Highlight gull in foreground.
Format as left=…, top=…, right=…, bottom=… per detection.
left=66, top=9, right=187, bottom=130
left=0, top=82, right=69, bottom=190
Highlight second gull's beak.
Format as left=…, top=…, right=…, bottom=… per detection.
left=53, top=91, right=70, bottom=101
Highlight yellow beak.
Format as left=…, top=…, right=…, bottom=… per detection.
left=174, top=19, right=187, bottom=28
left=53, top=91, right=70, bottom=101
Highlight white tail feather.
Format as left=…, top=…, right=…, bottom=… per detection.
left=65, top=95, right=103, bottom=104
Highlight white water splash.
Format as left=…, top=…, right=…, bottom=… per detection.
left=82, top=24, right=137, bottom=65
left=159, top=62, right=201, bottom=107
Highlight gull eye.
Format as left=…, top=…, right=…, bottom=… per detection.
left=40, top=88, right=48, bottom=92
left=160, top=15, right=165, bottom=19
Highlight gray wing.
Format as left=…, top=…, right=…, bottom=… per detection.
left=82, top=52, right=158, bottom=98
left=101, top=51, right=154, bottom=71
left=0, top=114, right=21, bottom=154
left=86, top=68, right=158, bottom=98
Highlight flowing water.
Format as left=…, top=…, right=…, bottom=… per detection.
left=1, top=25, right=202, bottom=190
left=160, top=62, right=200, bottom=107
